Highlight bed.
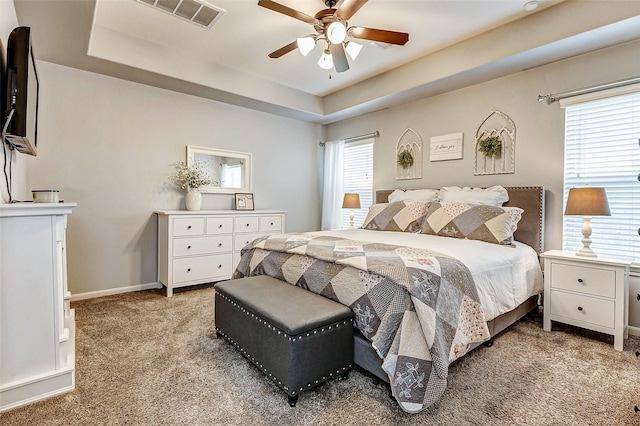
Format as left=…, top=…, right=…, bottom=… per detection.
left=233, top=186, right=544, bottom=413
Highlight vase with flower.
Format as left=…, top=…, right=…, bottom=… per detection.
left=170, top=160, right=216, bottom=211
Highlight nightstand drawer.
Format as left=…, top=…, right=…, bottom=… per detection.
left=549, top=290, right=615, bottom=329
left=172, top=254, right=233, bottom=283
left=173, top=235, right=233, bottom=257
left=173, top=218, right=205, bottom=237
left=206, top=217, right=233, bottom=235
left=550, top=263, right=616, bottom=298
left=235, top=217, right=259, bottom=233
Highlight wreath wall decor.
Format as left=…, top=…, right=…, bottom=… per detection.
left=396, top=128, right=422, bottom=180
left=474, top=110, right=515, bottom=175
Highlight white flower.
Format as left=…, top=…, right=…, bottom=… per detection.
left=170, top=160, right=217, bottom=190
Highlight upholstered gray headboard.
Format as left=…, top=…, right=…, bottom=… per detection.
left=375, top=186, right=545, bottom=254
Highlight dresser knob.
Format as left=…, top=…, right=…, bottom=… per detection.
left=218, top=264, right=222, bottom=268
left=219, top=224, right=223, bottom=228
left=187, top=268, right=191, bottom=272
left=636, top=294, right=640, bottom=301
left=246, top=223, right=250, bottom=227
left=577, top=278, right=583, bottom=283
left=187, top=245, right=192, bottom=250
left=270, top=222, right=274, bottom=226
left=577, top=306, right=583, bottom=311
left=187, top=225, right=192, bottom=230
left=218, top=243, right=223, bottom=247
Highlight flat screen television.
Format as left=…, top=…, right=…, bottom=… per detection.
left=3, top=27, right=39, bottom=157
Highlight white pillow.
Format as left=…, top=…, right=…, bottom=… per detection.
left=438, top=185, right=509, bottom=206
left=388, top=189, right=438, bottom=203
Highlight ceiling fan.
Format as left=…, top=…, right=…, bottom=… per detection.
left=258, top=0, right=409, bottom=73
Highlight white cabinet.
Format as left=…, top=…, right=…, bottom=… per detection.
left=156, top=210, right=285, bottom=296
left=541, top=250, right=631, bottom=351
left=0, top=203, right=76, bottom=412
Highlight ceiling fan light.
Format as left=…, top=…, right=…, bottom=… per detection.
left=297, top=37, right=315, bottom=56
left=345, top=41, right=363, bottom=61
left=327, top=21, right=346, bottom=44
left=318, top=49, right=333, bottom=70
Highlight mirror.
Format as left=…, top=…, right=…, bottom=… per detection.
left=186, top=145, right=252, bottom=194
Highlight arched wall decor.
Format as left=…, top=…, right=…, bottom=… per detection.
left=396, top=128, right=423, bottom=180
left=474, top=110, right=516, bottom=175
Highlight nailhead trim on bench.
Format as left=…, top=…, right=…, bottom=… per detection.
left=215, top=292, right=353, bottom=396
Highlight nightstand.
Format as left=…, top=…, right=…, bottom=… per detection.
left=541, top=250, right=631, bottom=351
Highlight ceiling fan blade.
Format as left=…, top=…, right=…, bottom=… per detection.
left=336, top=0, right=368, bottom=20
left=330, top=43, right=349, bottom=73
left=268, top=40, right=298, bottom=58
left=348, top=26, right=409, bottom=45
left=257, top=0, right=317, bottom=25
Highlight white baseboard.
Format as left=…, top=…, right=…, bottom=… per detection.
left=628, top=325, right=640, bottom=337
left=71, top=282, right=161, bottom=301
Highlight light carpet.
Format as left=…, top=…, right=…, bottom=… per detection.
left=2, top=284, right=639, bottom=425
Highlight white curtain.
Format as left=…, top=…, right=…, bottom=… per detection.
left=321, top=140, right=344, bottom=230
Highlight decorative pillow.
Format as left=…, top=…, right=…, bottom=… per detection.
left=421, top=202, right=522, bottom=245
left=362, top=201, right=430, bottom=233
left=388, top=188, right=438, bottom=203
left=438, top=185, right=509, bottom=206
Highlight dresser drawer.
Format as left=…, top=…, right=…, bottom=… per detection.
left=234, top=233, right=264, bottom=251
left=173, top=235, right=233, bottom=257
left=550, top=263, right=616, bottom=298
left=235, top=216, right=259, bottom=233
left=206, top=217, right=233, bottom=235
left=260, top=216, right=282, bottom=232
left=549, top=290, right=615, bottom=329
left=173, top=218, right=205, bottom=237
left=172, top=254, right=233, bottom=283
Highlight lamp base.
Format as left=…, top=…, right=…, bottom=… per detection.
left=576, top=216, right=597, bottom=258
left=575, top=247, right=598, bottom=258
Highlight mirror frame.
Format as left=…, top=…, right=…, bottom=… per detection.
left=186, top=145, right=252, bottom=194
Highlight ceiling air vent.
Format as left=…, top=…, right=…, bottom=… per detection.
left=137, top=0, right=225, bottom=29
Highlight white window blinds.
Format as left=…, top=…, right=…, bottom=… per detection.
left=342, top=140, right=374, bottom=228
left=562, top=90, right=640, bottom=262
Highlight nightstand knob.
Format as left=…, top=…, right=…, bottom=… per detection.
left=577, top=306, right=583, bottom=311
left=577, top=278, right=584, bottom=283
left=636, top=293, right=640, bottom=301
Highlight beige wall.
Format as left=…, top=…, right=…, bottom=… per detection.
left=27, top=62, right=322, bottom=296
left=325, top=40, right=640, bottom=253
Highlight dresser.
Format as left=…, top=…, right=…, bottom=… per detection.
left=156, top=210, right=286, bottom=296
left=0, top=203, right=76, bottom=412
left=541, top=250, right=631, bottom=351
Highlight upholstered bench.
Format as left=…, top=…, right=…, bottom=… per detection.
left=214, top=276, right=353, bottom=407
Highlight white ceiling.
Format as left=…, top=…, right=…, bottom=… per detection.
left=12, top=0, right=640, bottom=124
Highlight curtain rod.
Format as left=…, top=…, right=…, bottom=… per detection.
left=537, top=76, right=640, bottom=104
left=319, top=131, right=379, bottom=146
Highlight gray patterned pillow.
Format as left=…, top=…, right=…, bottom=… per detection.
left=421, top=202, right=522, bottom=245
left=362, top=201, right=430, bottom=233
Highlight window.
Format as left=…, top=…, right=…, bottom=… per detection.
left=562, top=89, right=640, bottom=262
left=342, top=140, right=374, bottom=228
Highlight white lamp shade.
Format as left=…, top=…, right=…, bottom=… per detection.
left=318, top=49, right=333, bottom=70
left=345, top=41, right=363, bottom=61
left=296, top=36, right=315, bottom=56
left=327, top=21, right=346, bottom=44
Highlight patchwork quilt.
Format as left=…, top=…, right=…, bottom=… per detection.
left=233, top=233, right=490, bottom=413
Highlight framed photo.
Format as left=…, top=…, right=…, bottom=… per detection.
left=235, top=193, right=254, bottom=211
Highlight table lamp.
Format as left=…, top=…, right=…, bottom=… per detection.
left=342, top=193, right=361, bottom=228
left=564, top=186, right=611, bottom=258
